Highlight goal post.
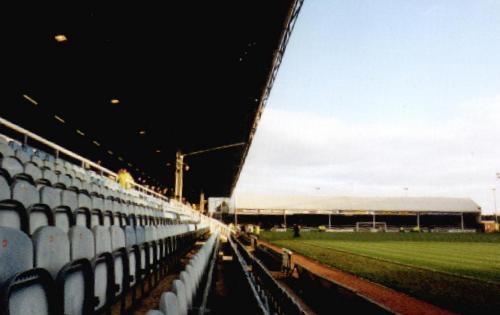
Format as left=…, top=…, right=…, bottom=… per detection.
left=355, top=221, right=387, bottom=232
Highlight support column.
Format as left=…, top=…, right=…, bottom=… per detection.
left=328, top=213, right=331, bottom=229
left=372, top=212, right=376, bottom=229
left=284, top=210, right=287, bottom=229
left=417, top=212, right=420, bottom=229
left=174, top=151, right=184, bottom=201
left=461, top=212, right=464, bottom=230
left=199, top=191, right=205, bottom=213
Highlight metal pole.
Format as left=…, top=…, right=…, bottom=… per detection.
left=284, top=210, right=287, bottom=229
left=417, top=212, right=420, bottom=229
left=493, top=188, right=497, bottom=223
left=461, top=213, right=464, bottom=230
left=199, top=191, right=205, bottom=214
left=174, top=151, right=184, bottom=201
left=373, top=212, right=376, bottom=229
left=328, top=213, right=331, bottom=229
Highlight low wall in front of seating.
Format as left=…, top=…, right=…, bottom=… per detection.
left=291, top=263, right=394, bottom=315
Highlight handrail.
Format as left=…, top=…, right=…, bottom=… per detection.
left=0, top=116, right=167, bottom=201
left=232, top=236, right=307, bottom=315
left=228, top=236, right=269, bottom=315
left=198, top=234, right=220, bottom=315
left=0, top=115, right=233, bottom=233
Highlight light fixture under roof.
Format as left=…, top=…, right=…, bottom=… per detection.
left=54, top=34, right=67, bottom=43
left=139, top=130, right=146, bottom=135
left=110, top=99, right=120, bottom=104
left=22, top=94, right=38, bottom=105
left=155, top=149, right=161, bottom=153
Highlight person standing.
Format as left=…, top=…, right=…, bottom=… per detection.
left=293, top=224, right=300, bottom=237
left=117, top=168, right=135, bottom=189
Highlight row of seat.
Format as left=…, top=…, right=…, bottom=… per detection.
left=1, top=138, right=170, bottom=215
left=0, top=153, right=168, bottom=211
left=0, top=222, right=208, bottom=315
left=0, top=173, right=193, bottom=234
left=0, top=136, right=208, bottom=232
left=147, top=232, right=219, bottom=315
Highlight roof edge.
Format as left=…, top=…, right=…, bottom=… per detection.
left=229, top=0, right=305, bottom=197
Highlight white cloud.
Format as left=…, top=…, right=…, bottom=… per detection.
left=235, top=96, right=500, bottom=214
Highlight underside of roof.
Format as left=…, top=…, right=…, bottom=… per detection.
left=1, top=1, right=303, bottom=201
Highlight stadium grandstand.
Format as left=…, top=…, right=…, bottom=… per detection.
left=0, top=1, right=324, bottom=315
left=232, top=195, right=482, bottom=231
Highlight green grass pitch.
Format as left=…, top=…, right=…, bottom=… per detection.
left=261, top=231, right=500, bottom=314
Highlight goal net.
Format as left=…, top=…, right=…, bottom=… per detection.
left=355, top=221, right=387, bottom=232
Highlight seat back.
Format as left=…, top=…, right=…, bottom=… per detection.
left=136, top=226, right=146, bottom=244
left=146, top=310, right=165, bottom=315
left=5, top=269, right=55, bottom=315
left=172, top=280, right=188, bottom=315
left=0, top=174, right=9, bottom=201
left=0, top=142, right=15, bottom=158
left=58, top=173, right=72, bottom=189
left=110, top=226, right=126, bottom=251
left=32, top=226, right=70, bottom=278
left=55, top=256, right=94, bottom=315
left=180, top=271, right=193, bottom=307
left=31, top=155, right=43, bottom=167
left=24, top=162, right=43, bottom=183
left=75, top=193, right=91, bottom=228
left=56, top=190, right=77, bottom=232
left=124, top=226, right=137, bottom=247
left=160, top=291, right=180, bottom=315
left=1, top=156, right=23, bottom=178
left=12, top=179, right=38, bottom=209
left=69, top=226, right=95, bottom=260
left=14, top=150, right=30, bottom=164
left=0, top=227, right=56, bottom=315
left=39, top=186, right=61, bottom=210
left=71, top=177, right=83, bottom=190
left=28, top=204, right=54, bottom=235
left=93, top=226, right=112, bottom=256
left=0, top=200, right=29, bottom=232
left=0, top=227, right=33, bottom=284
left=41, top=168, right=57, bottom=186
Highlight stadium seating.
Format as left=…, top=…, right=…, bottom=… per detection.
left=160, top=291, right=180, bottom=315
left=146, top=232, right=220, bottom=315
left=0, top=136, right=211, bottom=315
left=0, top=226, right=57, bottom=315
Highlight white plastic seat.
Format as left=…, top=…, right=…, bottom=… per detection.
left=57, top=190, right=77, bottom=232
left=24, top=162, right=43, bottom=183
left=0, top=227, right=57, bottom=315
left=172, top=279, right=188, bottom=315
left=0, top=156, right=23, bottom=179
left=160, top=291, right=180, bottom=315
left=180, top=271, right=194, bottom=307
left=32, top=226, right=70, bottom=278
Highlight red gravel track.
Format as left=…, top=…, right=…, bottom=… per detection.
left=259, top=240, right=456, bottom=315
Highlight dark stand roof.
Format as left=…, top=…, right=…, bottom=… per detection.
left=1, top=1, right=303, bottom=201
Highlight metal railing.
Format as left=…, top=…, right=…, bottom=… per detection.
left=231, top=235, right=307, bottom=315
left=0, top=116, right=233, bottom=235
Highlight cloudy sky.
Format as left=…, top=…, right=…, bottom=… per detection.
left=234, top=0, right=500, bottom=214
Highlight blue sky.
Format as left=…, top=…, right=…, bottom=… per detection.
left=235, top=1, right=500, bottom=214
left=272, top=0, right=500, bottom=121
